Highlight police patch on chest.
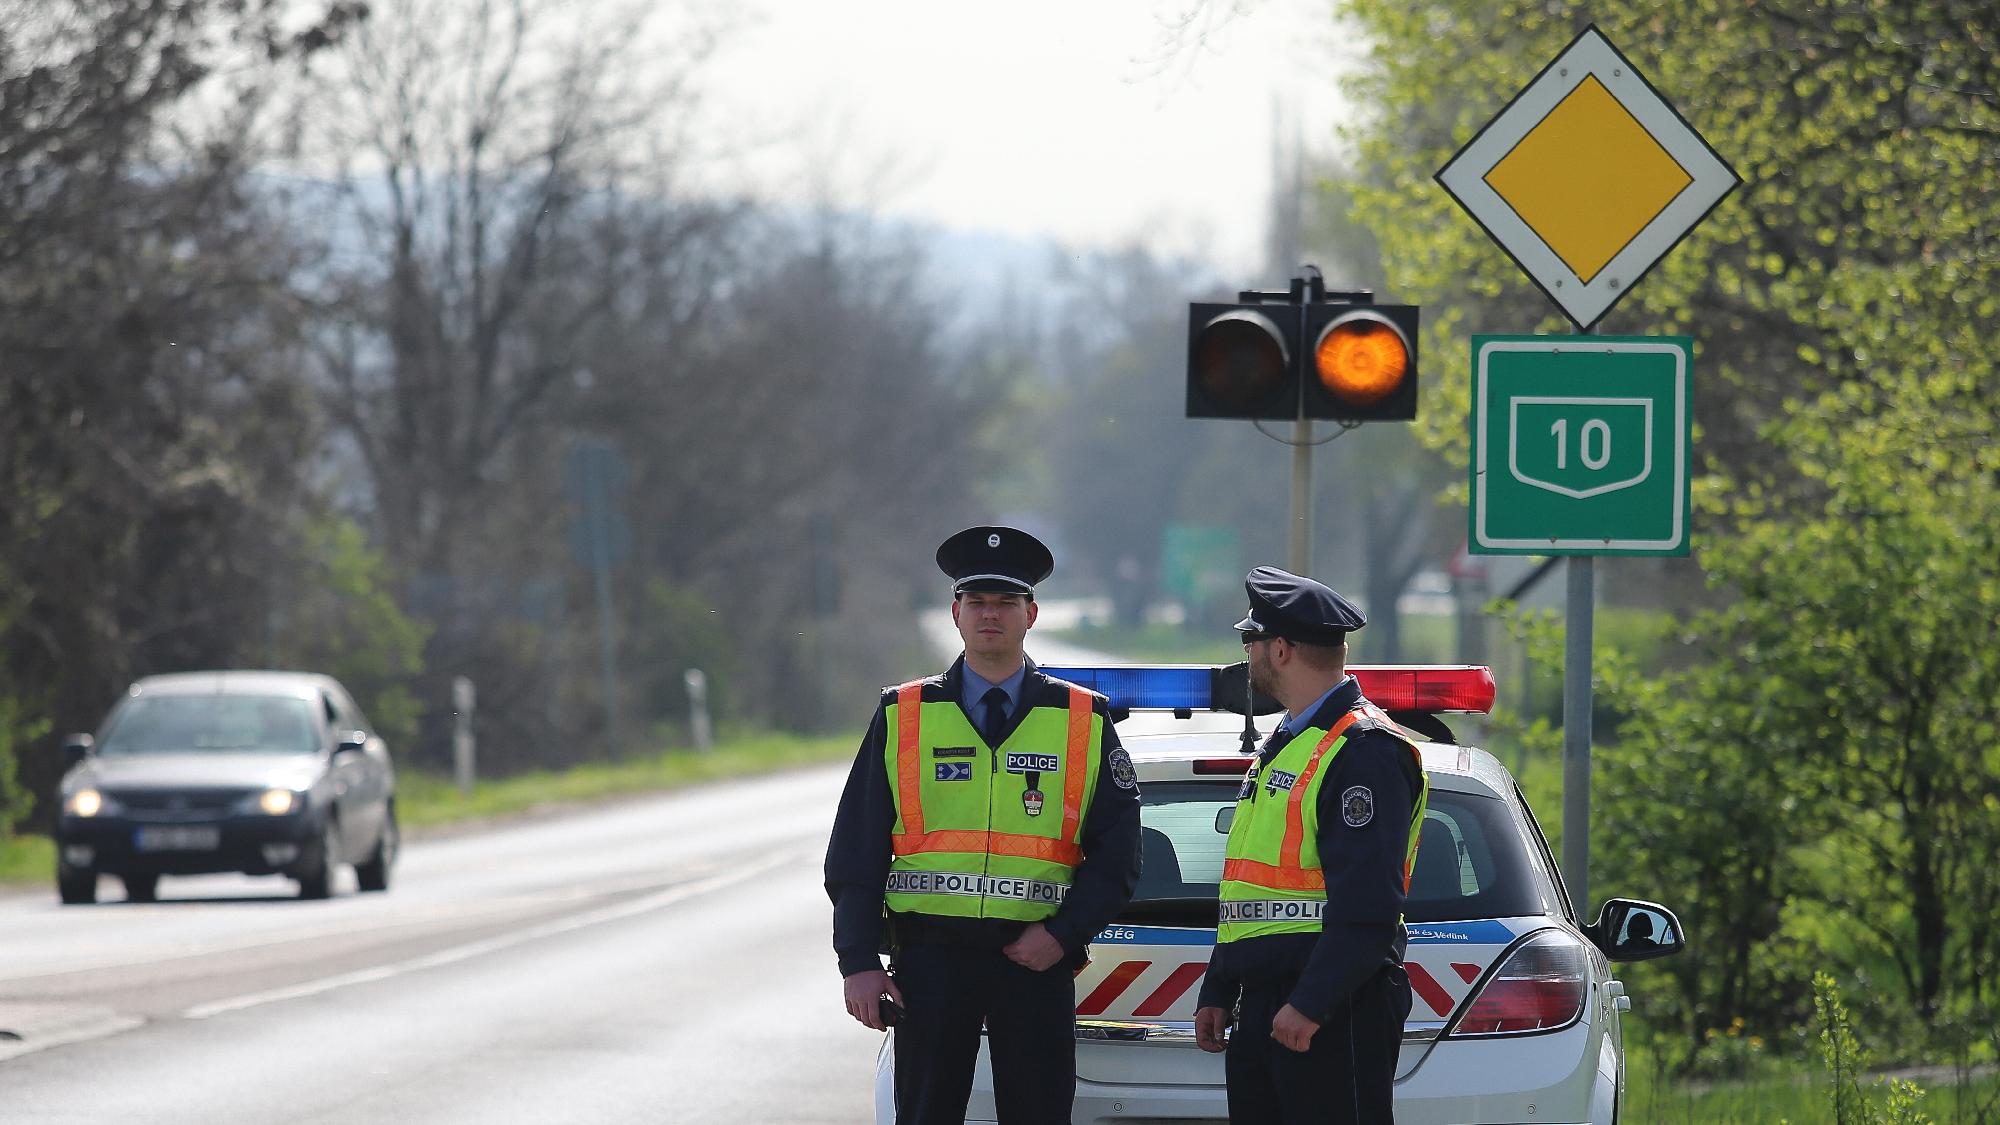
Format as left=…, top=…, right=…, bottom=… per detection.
left=1005, top=751, right=1061, bottom=774
left=1341, top=785, right=1375, bottom=827
left=1264, top=769, right=1298, bottom=795
left=935, top=762, right=973, bottom=782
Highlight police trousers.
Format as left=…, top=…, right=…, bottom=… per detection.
left=890, top=941, right=1075, bottom=1125
left=1224, top=965, right=1411, bottom=1125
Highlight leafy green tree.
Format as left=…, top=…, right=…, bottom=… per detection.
left=1336, top=0, right=2000, bottom=1051
left=271, top=516, right=431, bottom=751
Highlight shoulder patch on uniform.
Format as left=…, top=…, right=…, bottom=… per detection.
left=1341, top=784, right=1375, bottom=827
left=1108, top=747, right=1137, bottom=790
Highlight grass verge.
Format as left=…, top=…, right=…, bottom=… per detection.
left=395, top=731, right=857, bottom=828
left=0, top=730, right=857, bottom=891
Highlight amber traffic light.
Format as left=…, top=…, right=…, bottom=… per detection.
left=1304, top=305, right=1418, bottom=420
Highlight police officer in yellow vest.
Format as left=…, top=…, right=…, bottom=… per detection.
left=825, top=526, right=1141, bottom=1124
left=1194, top=566, right=1428, bottom=1124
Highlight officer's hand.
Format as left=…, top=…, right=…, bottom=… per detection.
left=1195, top=1006, right=1232, bottom=1053
left=843, top=969, right=904, bottom=1031
left=1002, top=922, right=1066, bottom=971
left=1271, top=1003, right=1321, bottom=1052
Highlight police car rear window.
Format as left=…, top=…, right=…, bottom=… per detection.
left=1124, top=782, right=1548, bottom=925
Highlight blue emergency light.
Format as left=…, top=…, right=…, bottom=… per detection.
left=1038, top=665, right=1221, bottom=715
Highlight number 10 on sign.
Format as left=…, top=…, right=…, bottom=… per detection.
left=1470, top=335, right=1691, bottom=555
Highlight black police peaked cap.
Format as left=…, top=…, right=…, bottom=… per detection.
left=936, top=526, right=1054, bottom=596
left=1232, top=565, right=1366, bottom=644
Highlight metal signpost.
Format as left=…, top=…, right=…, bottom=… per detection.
left=1437, top=25, right=1737, bottom=916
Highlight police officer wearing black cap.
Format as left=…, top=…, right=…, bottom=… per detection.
left=825, top=526, right=1141, bottom=1124
left=1194, top=566, right=1429, bottom=1124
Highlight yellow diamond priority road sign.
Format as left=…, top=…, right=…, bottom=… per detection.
left=1436, top=25, right=1739, bottom=329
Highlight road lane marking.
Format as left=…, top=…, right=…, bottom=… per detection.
left=0, top=1006, right=146, bottom=1064
left=183, top=847, right=807, bottom=1020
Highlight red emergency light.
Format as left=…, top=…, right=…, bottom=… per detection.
left=1350, top=665, right=1495, bottom=715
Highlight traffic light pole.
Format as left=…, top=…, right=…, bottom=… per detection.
left=1231, top=273, right=1326, bottom=575
left=1290, top=416, right=1313, bottom=574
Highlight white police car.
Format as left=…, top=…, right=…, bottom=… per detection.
left=874, top=664, right=1683, bottom=1125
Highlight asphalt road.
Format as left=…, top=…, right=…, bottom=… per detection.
left=0, top=764, right=880, bottom=1124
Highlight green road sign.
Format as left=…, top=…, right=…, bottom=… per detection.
left=1470, top=335, right=1690, bottom=555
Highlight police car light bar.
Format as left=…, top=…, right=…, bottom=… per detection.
left=1041, top=664, right=1494, bottom=716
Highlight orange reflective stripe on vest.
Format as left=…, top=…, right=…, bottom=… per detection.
left=1283, top=709, right=1362, bottom=869
left=1220, top=857, right=1326, bottom=892
left=1061, top=685, right=1089, bottom=841
left=894, top=681, right=925, bottom=836
left=892, top=829, right=1082, bottom=865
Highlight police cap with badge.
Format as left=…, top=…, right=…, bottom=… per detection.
left=936, top=525, right=1054, bottom=596
left=1232, top=565, right=1367, bottom=645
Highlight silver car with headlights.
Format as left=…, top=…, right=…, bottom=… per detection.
left=874, top=664, right=1683, bottom=1124
left=54, top=670, right=398, bottom=903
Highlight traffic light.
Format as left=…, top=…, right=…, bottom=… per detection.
left=1186, top=293, right=1419, bottom=422
left=1303, top=303, right=1418, bottom=421
left=1185, top=303, right=1295, bottom=419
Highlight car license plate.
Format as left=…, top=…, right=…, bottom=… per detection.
left=134, top=825, right=221, bottom=852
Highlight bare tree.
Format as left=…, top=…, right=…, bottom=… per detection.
left=299, top=0, right=722, bottom=575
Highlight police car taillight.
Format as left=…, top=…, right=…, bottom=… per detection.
left=1449, top=930, right=1587, bottom=1036
left=1193, top=757, right=1254, bottom=775
left=1351, top=666, right=1495, bottom=715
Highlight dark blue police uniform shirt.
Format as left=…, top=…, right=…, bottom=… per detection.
left=1197, top=676, right=1425, bottom=1023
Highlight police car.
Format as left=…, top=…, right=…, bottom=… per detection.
left=874, top=664, right=1683, bottom=1125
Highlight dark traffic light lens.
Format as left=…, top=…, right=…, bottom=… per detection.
left=1193, top=311, right=1288, bottom=413
left=1314, top=314, right=1409, bottom=405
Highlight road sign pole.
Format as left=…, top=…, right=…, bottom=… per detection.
left=1562, top=553, right=1593, bottom=919
left=1560, top=319, right=1597, bottom=922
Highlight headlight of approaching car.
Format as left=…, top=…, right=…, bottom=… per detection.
left=64, top=788, right=117, bottom=817
left=241, top=788, right=304, bottom=816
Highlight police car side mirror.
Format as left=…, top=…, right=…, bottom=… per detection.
left=1588, top=898, right=1685, bottom=962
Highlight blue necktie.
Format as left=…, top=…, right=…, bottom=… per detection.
left=980, top=687, right=1009, bottom=746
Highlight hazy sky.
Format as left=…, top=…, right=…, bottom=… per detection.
left=696, top=0, right=1358, bottom=274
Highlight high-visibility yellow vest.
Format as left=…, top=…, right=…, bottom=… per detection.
left=1216, top=701, right=1427, bottom=943
left=882, top=679, right=1104, bottom=921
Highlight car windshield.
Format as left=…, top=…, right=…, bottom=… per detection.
left=98, top=694, right=320, bottom=756
left=1123, top=780, right=1551, bottom=925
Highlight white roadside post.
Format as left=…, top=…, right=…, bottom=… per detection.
left=452, top=675, right=476, bottom=795
left=684, top=669, right=713, bottom=753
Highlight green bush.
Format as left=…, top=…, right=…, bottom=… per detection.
left=0, top=692, right=47, bottom=838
